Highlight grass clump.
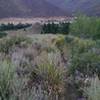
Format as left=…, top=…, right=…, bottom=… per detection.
left=85, top=76, right=100, bottom=100
left=31, top=62, right=65, bottom=96
left=0, top=61, right=14, bottom=100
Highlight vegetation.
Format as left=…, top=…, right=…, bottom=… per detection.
left=0, top=61, right=14, bottom=100
left=85, top=76, right=100, bottom=100
left=70, top=15, right=100, bottom=39
left=0, top=32, right=7, bottom=38
left=65, top=36, right=100, bottom=76
left=0, top=23, right=32, bottom=31
left=42, top=22, right=70, bottom=34
left=34, top=62, right=65, bottom=95
left=0, top=35, right=32, bottom=54
left=0, top=15, right=100, bottom=100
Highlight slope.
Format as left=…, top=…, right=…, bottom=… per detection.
left=46, top=0, right=100, bottom=16
left=0, top=0, right=70, bottom=18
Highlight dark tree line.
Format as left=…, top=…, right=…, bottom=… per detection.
left=0, top=23, right=32, bottom=31
left=41, top=22, right=70, bottom=34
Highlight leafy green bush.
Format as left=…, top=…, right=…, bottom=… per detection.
left=70, top=15, right=100, bottom=39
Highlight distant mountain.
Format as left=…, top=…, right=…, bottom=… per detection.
left=1, top=0, right=99, bottom=18
left=0, top=0, right=70, bottom=18
left=46, top=0, right=100, bottom=16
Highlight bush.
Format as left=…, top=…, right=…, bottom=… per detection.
left=65, top=36, right=96, bottom=54
left=70, top=15, right=100, bottom=39
left=70, top=52, right=100, bottom=76
left=65, top=36, right=100, bottom=76
left=54, top=35, right=65, bottom=50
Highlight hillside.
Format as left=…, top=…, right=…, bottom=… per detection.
left=0, top=0, right=100, bottom=18
left=0, top=0, right=70, bottom=18
left=47, top=0, right=100, bottom=16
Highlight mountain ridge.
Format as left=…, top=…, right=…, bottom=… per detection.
left=46, top=0, right=100, bottom=16
left=0, top=0, right=70, bottom=18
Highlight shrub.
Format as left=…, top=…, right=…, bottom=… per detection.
left=54, top=35, right=65, bottom=50
left=65, top=35, right=74, bottom=43
left=70, top=52, right=100, bottom=76
left=65, top=36, right=100, bottom=76
left=65, top=36, right=96, bottom=55
left=70, top=15, right=100, bottom=39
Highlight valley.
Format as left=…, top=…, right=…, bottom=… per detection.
left=0, top=0, right=100, bottom=100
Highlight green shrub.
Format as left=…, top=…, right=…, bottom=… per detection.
left=65, top=36, right=96, bottom=54
left=65, top=36, right=100, bottom=76
left=70, top=52, right=100, bottom=76
left=65, top=35, right=74, bottom=43
left=70, top=15, right=100, bottom=39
